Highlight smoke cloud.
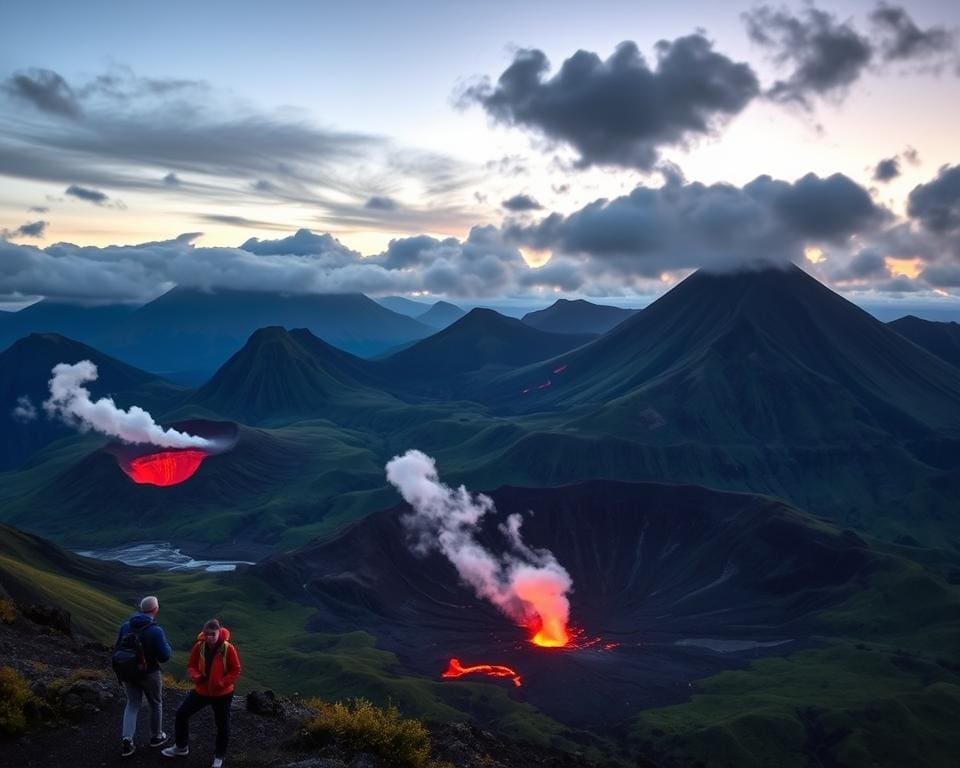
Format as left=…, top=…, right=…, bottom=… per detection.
left=11, top=395, right=37, bottom=422
left=385, top=449, right=572, bottom=645
left=43, top=360, right=211, bottom=448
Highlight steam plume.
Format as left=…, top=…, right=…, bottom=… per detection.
left=385, top=449, right=572, bottom=646
left=43, top=360, right=211, bottom=448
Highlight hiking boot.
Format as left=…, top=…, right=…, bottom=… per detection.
left=161, top=744, right=189, bottom=758
left=150, top=732, right=169, bottom=747
left=121, top=739, right=135, bottom=758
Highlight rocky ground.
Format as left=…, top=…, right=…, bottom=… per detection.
left=0, top=602, right=621, bottom=768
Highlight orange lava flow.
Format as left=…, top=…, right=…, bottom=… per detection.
left=442, top=658, right=522, bottom=687
left=125, top=450, right=208, bottom=486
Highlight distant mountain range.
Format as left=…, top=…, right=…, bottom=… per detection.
left=0, top=300, right=136, bottom=352
left=375, top=295, right=432, bottom=317
left=521, top=298, right=638, bottom=335
left=416, top=300, right=466, bottom=329
left=888, top=315, right=960, bottom=369
left=1, top=289, right=435, bottom=381
left=96, top=287, right=434, bottom=376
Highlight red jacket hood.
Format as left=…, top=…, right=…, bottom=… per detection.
left=195, top=627, right=232, bottom=644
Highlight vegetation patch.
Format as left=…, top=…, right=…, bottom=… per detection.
left=302, top=697, right=437, bottom=768
left=0, top=666, right=37, bottom=736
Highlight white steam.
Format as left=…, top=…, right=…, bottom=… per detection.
left=12, top=395, right=37, bottom=422
left=385, top=449, right=572, bottom=634
left=43, top=360, right=211, bottom=448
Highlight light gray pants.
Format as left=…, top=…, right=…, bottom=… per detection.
left=122, top=670, right=163, bottom=741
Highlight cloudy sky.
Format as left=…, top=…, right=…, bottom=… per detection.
left=1, top=0, right=959, bottom=309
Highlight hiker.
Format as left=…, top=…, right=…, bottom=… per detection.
left=114, top=595, right=173, bottom=757
left=163, top=618, right=242, bottom=768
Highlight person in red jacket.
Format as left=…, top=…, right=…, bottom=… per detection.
left=162, top=619, right=241, bottom=768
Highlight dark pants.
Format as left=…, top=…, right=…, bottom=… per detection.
left=174, top=690, right=233, bottom=758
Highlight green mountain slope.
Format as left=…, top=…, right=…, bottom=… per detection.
left=188, top=326, right=399, bottom=426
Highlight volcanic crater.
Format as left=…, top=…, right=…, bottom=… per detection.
left=106, top=419, right=240, bottom=486
left=258, top=479, right=875, bottom=727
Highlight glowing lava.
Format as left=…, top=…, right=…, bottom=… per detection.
left=124, top=450, right=208, bottom=486
left=524, top=613, right=570, bottom=648
left=442, top=658, right=522, bottom=687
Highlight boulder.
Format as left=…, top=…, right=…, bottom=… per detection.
left=246, top=689, right=285, bottom=718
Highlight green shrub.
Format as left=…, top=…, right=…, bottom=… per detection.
left=303, top=697, right=432, bottom=768
left=0, top=598, right=17, bottom=623
left=162, top=673, right=193, bottom=692
left=0, top=666, right=35, bottom=735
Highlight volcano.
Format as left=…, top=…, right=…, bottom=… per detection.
left=106, top=420, right=238, bottom=486
left=486, top=266, right=960, bottom=437
left=257, top=479, right=874, bottom=727
left=189, top=327, right=397, bottom=426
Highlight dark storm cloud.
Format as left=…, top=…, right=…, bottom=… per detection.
left=462, top=35, right=759, bottom=169
left=829, top=248, right=889, bottom=280
left=364, top=195, right=399, bottom=211
left=921, top=264, right=960, bottom=288
left=1, top=220, right=48, bottom=239
left=506, top=172, right=888, bottom=276
left=907, top=164, right=960, bottom=235
left=163, top=172, right=181, bottom=187
left=3, top=68, right=81, bottom=118
left=869, top=2, right=956, bottom=62
left=873, top=157, right=901, bottom=182
left=65, top=184, right=109, bottom=205
left=759, top=172, right=885, bottom=240
left=502, top=193, right=543, bottom=212
left=240, top=228, right=358, bottom=261
left=743, top=5, right=873, bottom=107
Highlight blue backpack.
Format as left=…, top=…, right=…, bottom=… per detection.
left=112, top=625, right=148, bottom=682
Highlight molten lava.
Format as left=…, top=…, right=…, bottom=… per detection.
left=124, top=450, right=208, bottom=486
left=442, top=658, right=522, bottom=687
left=525, top=613, right=570, bottom=648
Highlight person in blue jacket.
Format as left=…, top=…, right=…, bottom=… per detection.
left=116, top=595, right=173, bottom=757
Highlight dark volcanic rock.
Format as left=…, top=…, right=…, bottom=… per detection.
left=20, top=603, right=72, bottom=635
left=247, top=689, right=285, bottom=718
